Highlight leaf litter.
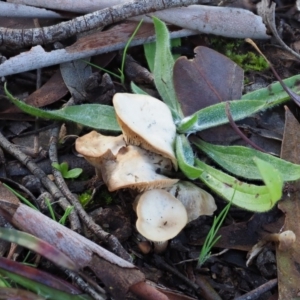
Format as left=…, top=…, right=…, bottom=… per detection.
left=1, top=2, right=300, bottom=299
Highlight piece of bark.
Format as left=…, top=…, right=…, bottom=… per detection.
left=0, top=192, right=144, bottom=299
left=276, top=107, right=300, bottom=300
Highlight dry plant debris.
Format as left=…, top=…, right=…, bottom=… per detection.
left=1, top=1, right=300, bottom=299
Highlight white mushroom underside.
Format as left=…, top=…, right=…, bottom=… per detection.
left=101, top=146, right=178, bottom=191
left=113, top=93, right=177, bottom=168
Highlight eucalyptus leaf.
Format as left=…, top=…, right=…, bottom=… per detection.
left=195, top=159, right=281, bottom=212
left=177, top=99, right=288, bottom=134
left=175, top=134, right=202, bottom=179
left=253, top=157, right=283, bottom=204
left=193, top=138, right=300, bottom=181
left=4, top=83, right=120, bottom=133
left=152, top=17, right=183, bottom=121
left=242, top=74, right=300, bottom=102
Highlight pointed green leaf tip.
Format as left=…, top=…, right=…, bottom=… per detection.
left=195, top=159, right=282, bottom=212
left=253, top=157, right=283, bottom=205
left=4, top=83, right=120, bottom=133
left=193, top=138, right=300, bottom=181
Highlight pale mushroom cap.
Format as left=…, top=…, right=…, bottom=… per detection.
left=277, top=230, right=296, bottom=251
left=113, top=93, right=177, bottom=170
left=101, top=145, right=178, bottom=192
left=75, top=131, right=125, bottom=168
left=76, top=131, right=125, bottom=158
left=135, top=189, right=188, bottom=242
left=167, top=181, right=217, bottom=222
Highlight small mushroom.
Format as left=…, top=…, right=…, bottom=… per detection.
left=75, top=131, right=125, bottom=177
left=101, top=145, right=178, bottom=192
left=134, top=189, right=188, bottom=252
left=167, top=181, right=217, bottom=222
left=266, top=230, right=296, bottom=251
left=113, top=93, right=177, bottom=169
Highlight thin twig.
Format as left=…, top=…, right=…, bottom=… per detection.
left=0, top=130, right=81, bottom=231
left=234, top=278, right=277, bottom=300
left=153, top=254, right=221, bottom=300
left=49, top=126, right=132, bottom=262
left=64, top=269, right=107, bottom=300
left=0, top=0, right=201, bottom=47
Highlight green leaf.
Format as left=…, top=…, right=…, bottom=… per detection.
left=177, top=99, right=288, bottom=134
left=51, top=162, right=61, bottom=171
left=193, top=138, right=300, bottom=181
left=4, top=83, right=120, bottom=133
left=195, top=159, right=281, bottom=212
left=175, top=134, right=202, bottom=179
left=152, top=17, right=183, bottom=121
left=64, top=168, right=82, bottom=179
left=144, top=41, right=156, bottom=73
left=59, top=162, right=69, bottom=175
left=253, top=157, right=283, bottom=204
left=130, top=81, right=149, bottom=95
left=242, top=74, right=300, bottom=102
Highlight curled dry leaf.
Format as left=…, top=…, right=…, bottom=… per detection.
left=167, top=181, right=217, bottom=222
left=101, top=145, right=178, bottom=192
left=113, top=93, right=177, bottom=169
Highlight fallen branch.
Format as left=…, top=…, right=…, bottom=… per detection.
left=0, top=0, right=201, bottom=47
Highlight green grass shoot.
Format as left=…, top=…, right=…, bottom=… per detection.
left=197, top=189, right=234, bottom=268
left=83, top=19, right=143, bottom=86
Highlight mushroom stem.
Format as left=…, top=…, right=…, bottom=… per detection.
left=153, top=241, right=168, bottom=253
left=265, top=230, right=296, bottom=251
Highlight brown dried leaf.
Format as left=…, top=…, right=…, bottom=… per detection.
left=173, top=46, right=244, bottom=116
left=277, top=107, right=300, bottom=299
left=2, top=71, right=68, bottom=114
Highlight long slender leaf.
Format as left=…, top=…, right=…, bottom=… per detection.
left=242, top=74, right=300, bottom=102
left=144, top=41, right=156, bottom=73
left=177, top=98, right=289, bottom=134
left=4, top=83, right=120, bottom=133
left=175, top=134, right=202, bottom=179
left=195, top=159, right=281, bottom=212
left=193, top=138, right=300, bottom=181
left=152, top=17, right=183, bottom=121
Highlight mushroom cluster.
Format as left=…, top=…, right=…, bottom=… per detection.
left=76, top=93, right=217, bottom=251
